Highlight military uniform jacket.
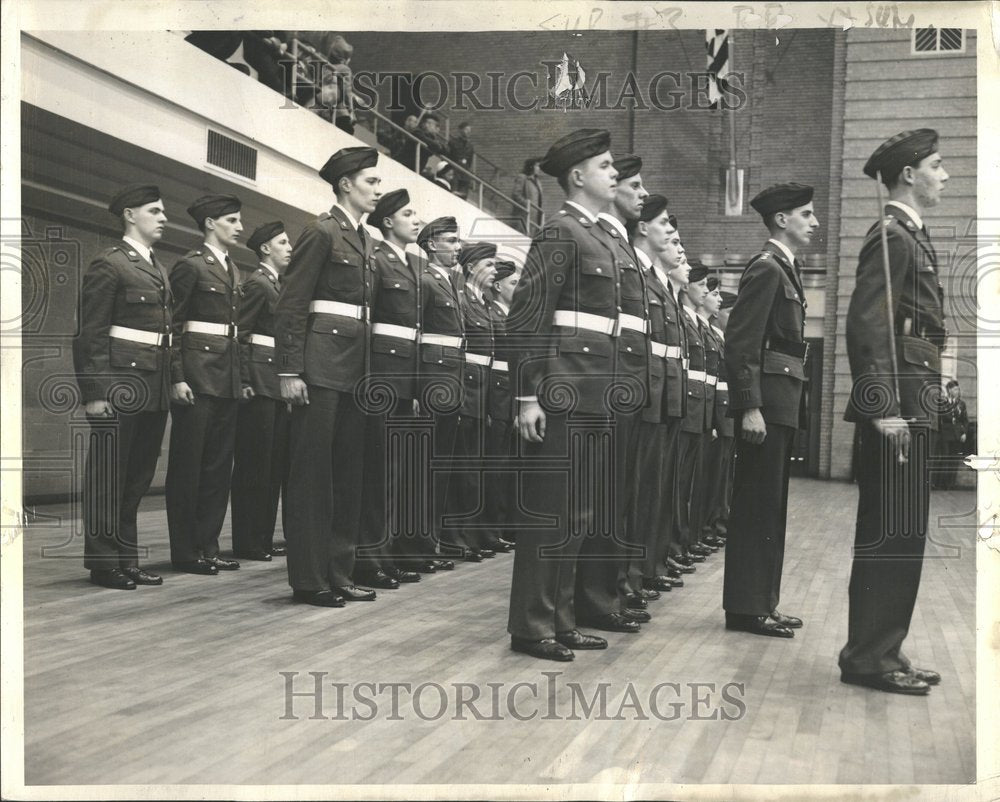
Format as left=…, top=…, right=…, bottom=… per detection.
left=237, top=266, right=281, bottom=399
left=418, top=263, right=465, bottom=407
left=680, top=306, right=709, bottom=434
left=707, top=323, right=734, bottom=437
left=508, top=202, right=623, bottom=417
left=74, top=240, right=173, bottom=412
left=660, top=276, right=688, bottom=420
left=274, top=206, right=376, bottom=393
left=638, top=261, right=670, bottom=424
left=844, top=204, right=945, bottom=429
left=169, top=247, right=246, bottom=399
left=488, top=300, right=513, bottom=422
left=725, top=243, right=807, bottom=429
left=370, top=240, right=422, bottom=401
left=701, top=315, right=719, bottom=432
left=459, top=284, right=495, bottom=419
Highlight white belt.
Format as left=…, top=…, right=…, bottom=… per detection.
left=651, top=342, right=683, bottom=360
left=465, top=352, right=492, bottom=367
left=421, top=333, right=463, bottom=348
left=184, top=320, right=236, bottom=337
left=683, top=358, right=690, bottom=370
left=617, top=313, right=648, bottom=334
left=249, top=333, right=275, bottom=348
left=109, top=325, right=170, bottom=346
left=687, top=369, right=707, bottom=382
left=717, top=381, right=729, bottom=391
left=493, top=360, right=509, bottom=372
left=552, top=310, right=616, bottom=336
left=372, top=322, right=418, bottom=341
left=309, top=300, right=366, bottom=320
left=706, top=375, right=718, bottom=386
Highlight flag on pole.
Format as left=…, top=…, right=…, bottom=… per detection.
left=705, top=29, right=730, bottom=109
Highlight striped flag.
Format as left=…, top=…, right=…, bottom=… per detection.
left=705, top=29, right=730, bottom=108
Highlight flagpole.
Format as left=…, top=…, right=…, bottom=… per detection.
left=727, top=31, right=738, bottom=208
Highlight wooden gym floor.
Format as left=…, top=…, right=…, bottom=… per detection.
left=18, top=478, right=976, bottom=788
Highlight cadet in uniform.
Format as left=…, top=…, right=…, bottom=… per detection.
left=74, top=184, right=173, bottom=590
left=723, top=183, right=817, bottom=637
left=231, top=221, right=293, bottom=561
left=166, top=194, right=248, bottom=575
left=839, top=129, right=947, bottom=695
left=701, top=289, right=737, bottom=544
left=507, top=128, right=620, bottom=662
left=415, top=216, right=466, bottom=569
left=355, top=187, right=426, bottom=585
left=274, top=146, right=381, bottom=607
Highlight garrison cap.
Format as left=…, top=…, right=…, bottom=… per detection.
left=720, top=291, right=737, bottom=309
left=613, top=155, right=642, bottom=181
left=668, top=213, right=678, bottom=230
left=639, top=194, right=669, bottom=223
left=417, top=216, right=458, bottom=249
left=706, top=276, right=720, bottom=291
left=319, top=146, right=378, bottom=186
left=459, top=241, right=497, bottom=267
left=247, top=221, right=285, bottom=254
left=370, top=189, right=410, bottom=227
left=187, top=194, right=241, bottom=226
left=494, top=259, right=517, bottom=281
left=750, top=182, right=814, bottom=217
left=687, top=262, right=709, bottom=283
left=108, top=184, right=161, bottom=216
left=540, top=128, right=612, bottom=177
left=863, top=128, right=939, bottom=182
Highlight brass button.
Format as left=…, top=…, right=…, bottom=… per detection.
left=783, top=366, right=789, bottom=373
left=582, top=346, right=590, bottom=353
left=332, top=329, right=338, bottom=334
left=204, top=346, right=210, bottom=351
left=140, top=296, right=145, bottom=301
left=130, top=361, right=136, bottom=367
left=389, top=349, right=396, bottom=354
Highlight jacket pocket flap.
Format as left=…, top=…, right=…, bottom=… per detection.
left=124, top=289, right=159, bottom=304
left=762, top=349, right=805, bottom=380
left=109, top=340, right=160, bottom=371
left=899, top=336, right=941, bottom=371
left=183, top=332, right=229, bottom=354
left=372, top=337, right=414, bottom=357
left=310, top=316, right=362, bottom=337
left=557, top=332, right=613, bottom=358
left=196, top=280, right=225, bottom=294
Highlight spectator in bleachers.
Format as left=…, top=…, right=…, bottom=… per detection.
left=511, top=157, right=544, bottom=233
left=185, top=31, right=288, bottom=94
left=448, top=122, right=475, bottom=199
left=415, top=113, right=448, bottom=172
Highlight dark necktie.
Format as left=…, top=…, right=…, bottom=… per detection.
left=148, top=249, right=170, bottom=287
left=357, top=223, right=368, bottom=253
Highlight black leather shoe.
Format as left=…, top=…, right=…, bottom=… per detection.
left=292, top=589, right=345, bottom=608
left=666, top=566, right=685, bottom=578
left=555, top=630, right=607, bottom=650
left=479, top=548, right=496, bottom=558
left=172, top=559, right=218, bottom=575
left=493, top=538, right=515, bottom=552
left=643, top=576, right=674, bottom=592
left=269, top=545, right=287, bottom=557
left=841, top=670, right=930, bottom=695
left=908, top=667, right=941, bottom=685
left=234, top=550, right=272, bottom=561
left=670, top=556, right=696, bottom=571
left=686, top=548, right=708, bottom=560
left=335, top=585, right=377, bottom=602
left=704, top=535, right=726, bottom=547
left=357, top=570, right=399, bottom=590
left=385, top=567, right=421, bottom=583
left=206, top=556, right=240, bottom=571
left=434, top=559, right=456, bottom=571
left=698, top=539, right=719, bottom=553
left=638, top=587, right=661, bottom=601
left=579, top=612, right=641, bottom=633
left=725, top=613, right=793, bottom=638
left=665, top=575, right=684, bottom=588
left=90, top=568, right=136, bottom=590
left=121, top=566, right=162, bottom=585
left=769, top=610, right=803, bottom=628
left=625, top=593, right=648, bottom=610
left=511, top=636, right=574, bottom=661
left=463, top=549, right=485, bottom=562
left=417, top=560, right=438, bottom=573
left=622, top=608, right=651, bottom=624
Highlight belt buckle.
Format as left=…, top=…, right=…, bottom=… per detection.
left=229, top=323, right=238, bottom=339
left=802, top=341, right=810, bottom=362
left=165, top=332, right=173, bottom=348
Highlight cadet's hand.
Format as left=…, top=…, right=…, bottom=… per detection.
left=874, top=416, right=911, bottom=463
left=171, top=382, right=195, bottom=405
left=960, top=433, right=966, bottom=443
left=281, top=376, right=310, bottom=406
left=241, top=386, right=255, bottom=401
left=518, top=400, right=546, bottom=443
left=741, top=408, right=766, bottom=444
left=711, top=428, right=718, bottom=441
left=84, top=400, right=112, bottom=418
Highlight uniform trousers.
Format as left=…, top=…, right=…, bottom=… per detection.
left=508, top=413, right=612, bottom=640
left=838, top=421, right=930, bottom=675
left=484, top=416, right=516, bottom=542
left=671, top=430, right=705, bottom=556
left=82, top=409, right=168, bottom=570
left=283, top=387, right=365, bottom=591
left=722, top=421, right=796, bottom=616
left=443, top=414, right=494, bottom=551
left=702, top=435, right=734, bottom=537
left=231, top=395, right=290, bottom=555
left=166, top=395, right=238, bottom=563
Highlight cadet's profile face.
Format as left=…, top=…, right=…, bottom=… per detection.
left=641, top=212, right=671, bottom=253
left=208, top=212, right=243, bottom=248
left=469, top=257, right=497, bottom=289
left=431, top=232, right=461, bottom=266
left=127, top=199, right=167, bottom=244
left=948, top=384, right=960, bottom=400
left=343, top=167, right=382, bottom=213
left=614, top=174, right=649, bottom=222
left=701, top=286, right=722, bottom=316
left=910, top=151, right=948, bottom=207
left=265, top=232, right=293, bottom=270
left=390, top=205, right=421, bottom=244
left=574, top=150, right=618, bottom=203
left=660, top=224, right=686, bottom=270
left=781, top=203, right=819, bottom=248
left=494, top=272, right=519, bottom=305
left=686, top=277, right=709, bottom=305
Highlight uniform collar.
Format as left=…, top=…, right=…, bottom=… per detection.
left=204, top=241, right=230, bottom=268
left=887, top=200, right=923, bottom=230
left=494, top=299, right=510, bottom=315
left=466, top=282, right=484, bottom=304
left=332, top=202, right=360, bottom=231
left=683, top=305, right=700, bottom=325
left=259, top=262, right=280, bottom=281
left=766, top=238, right=796, bottom=267
left=427, top=262, right=452, bottom=283
left=634, top=247, right=653, bottom=270
left=122, top=236, right=152, bottom=263
left=384, top=239, right=409, bottom=263
left=565, top=200, right=598, bottom=224
left=597, top=211, right=629, bottom=240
